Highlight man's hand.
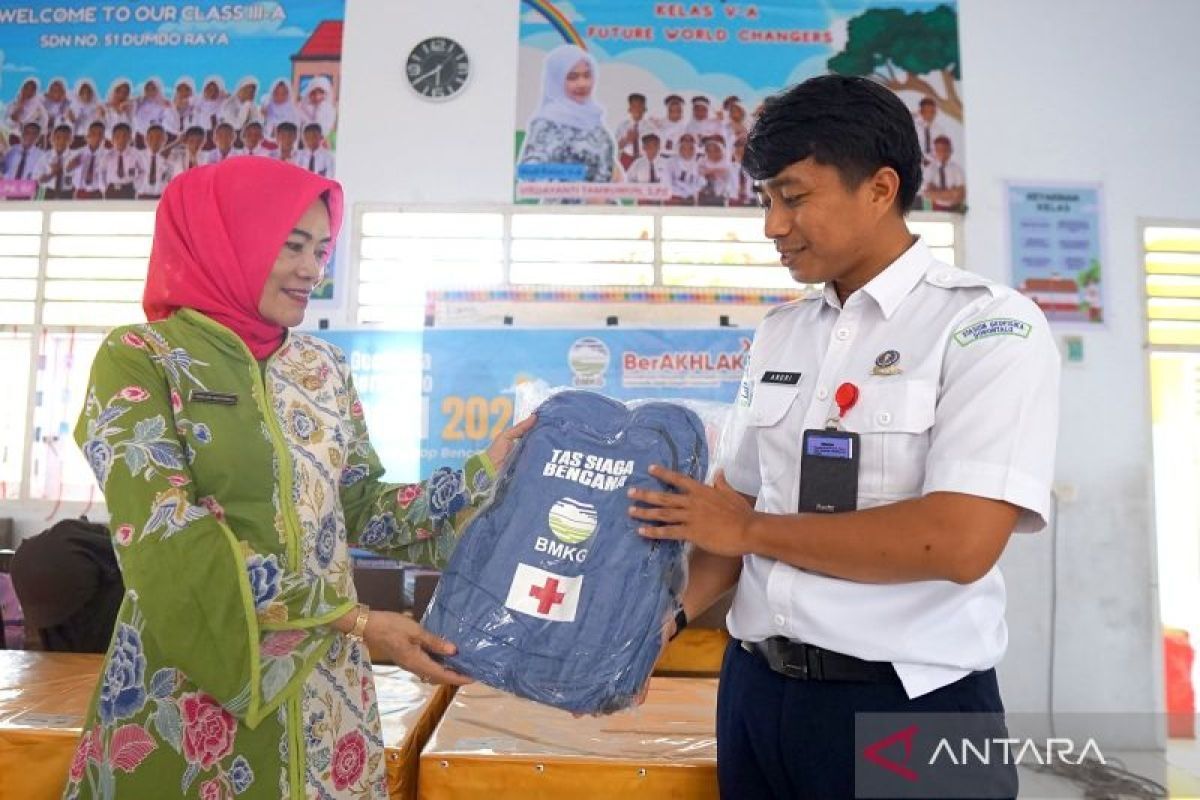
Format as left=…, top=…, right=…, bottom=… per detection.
left=628, top=467, right=757, bottom=557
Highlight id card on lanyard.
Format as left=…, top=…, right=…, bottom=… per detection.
left=798, top=382, right=861, bottom=514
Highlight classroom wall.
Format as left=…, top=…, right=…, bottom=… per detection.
left=9, top=0, right=1199, bottom=745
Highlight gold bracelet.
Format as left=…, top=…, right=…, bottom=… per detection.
left=346, top=603, right=370, bottom=643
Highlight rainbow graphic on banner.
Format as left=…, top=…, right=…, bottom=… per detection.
left=521, top=0, right=586, bottom=47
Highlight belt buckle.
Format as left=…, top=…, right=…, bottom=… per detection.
left=772, top=639, right=810, bottom=680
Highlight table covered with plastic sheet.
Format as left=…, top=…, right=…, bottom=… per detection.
left=0, top=650, right=449, bottom=800
left=419, top=677, right=718, bottom=799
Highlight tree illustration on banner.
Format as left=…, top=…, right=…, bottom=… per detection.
left=828, top=5, right=962, bottom=121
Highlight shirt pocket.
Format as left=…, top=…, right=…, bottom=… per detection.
left=854, top=379, right=937, bottom=498
left=747, top=381, right=805, bottom=483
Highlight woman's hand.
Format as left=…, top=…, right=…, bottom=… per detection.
left=360, top=610, right=473, bottom=686
left=484, top=414, right=536, bottom=472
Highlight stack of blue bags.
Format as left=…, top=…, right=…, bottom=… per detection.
left=423, top=391, right=708, bottom=714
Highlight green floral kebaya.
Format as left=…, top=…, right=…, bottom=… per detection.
left=68, top=309, right=493, bottom=800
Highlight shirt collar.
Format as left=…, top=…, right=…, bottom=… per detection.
left=820, top=236, right=933, bottom=319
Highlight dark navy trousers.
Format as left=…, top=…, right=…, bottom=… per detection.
left=716, top=640, right=1017, bottom=800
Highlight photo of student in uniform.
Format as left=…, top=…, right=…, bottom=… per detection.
left=922, top=134, right=966, bottom=212
left=43, top=78, right=71, bottom=135
left=300, top=123, right=334, bottom=176
left=203, top=121, right=243, bottom=165
left=913, top=96, right=949, bottom=167
left=299, top=75, right=337, bottom=139
left=169, top=125, right=206, bottom=175
left=629, top=75, right=1057, bottom=800
left=727, top=135, right=757, bottom=207
left=103, top=78, right=134, bottom=136
left=239, top=121, right=271, bottom=157
left=4, top=122, right=44, bottom=182
left=37, top=124, right=76, bottom=199
left=655, top=93, right=688, bottom=155
left=720, top=95, right=748, bottom=145
left=697, top=135, right=733, bottom=206
left=223, top=76, right=262, bottom=133
left=68, top=79, right=103, bottom=147
left=518, top=43, right=617, bottom=192
left=165, top=77, right=197, bottom=139
left=101, top=122, right=140, bottom=199
left=262, top=78, right=300, bottom=143
left=271, top=121, right=300, bottom=164
left=137, top=123, right=171, bottom=199
left=133, top=78, right=171, bottom=146
left=7, top=79, right=47, bottom=146
left=70, top=120, right=107, bottom=199
left=666, top=132, right=701, bottom=205
left=615, top=92, right=652, bottom=170
left=686, top=95, right=724, bottom=148
left=627, top=132, right=669, bottom=205
left=196, top=75, right=228, bottom=135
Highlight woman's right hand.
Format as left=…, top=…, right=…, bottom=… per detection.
left=360, top=609, right=474, bottom=686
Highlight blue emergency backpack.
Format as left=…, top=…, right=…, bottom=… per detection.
left=423, top=390, right=707, bottom=713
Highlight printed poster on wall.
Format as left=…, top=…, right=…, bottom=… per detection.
left=1007, top=184, right=1104, bottom=324
left=516, top=1, right=965, bottom=210
left=0, top=1, right=344, bottom=206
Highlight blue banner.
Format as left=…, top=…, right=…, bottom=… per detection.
left=318, top=328, right=752, bottom=481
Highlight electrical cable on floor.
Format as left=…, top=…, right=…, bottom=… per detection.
left=1029, top=754, right=1167, bottom=799
left=1042, top=492, right=1168, bottom=800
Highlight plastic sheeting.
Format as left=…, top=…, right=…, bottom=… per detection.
left=419, top=677, right=718, bottom=799
left=0, top=651, right=448, bottom=800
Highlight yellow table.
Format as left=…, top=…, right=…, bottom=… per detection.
left=0, top=651, right=449, bottom=800
left=0, top=651, right=102, bottom=800
left=419, top=677, right=718, bottom=799
left=654, top=628, right=729, bottom=677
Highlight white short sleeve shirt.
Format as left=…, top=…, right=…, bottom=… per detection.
left=719, top=237, right=1061, bottom=698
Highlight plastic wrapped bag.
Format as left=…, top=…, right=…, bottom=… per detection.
left=422, top=389, right=713, bottom=714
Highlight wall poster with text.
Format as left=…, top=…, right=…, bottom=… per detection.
left=516, top=1, right=966, bottom=211
left=0, top=1, right=344, bottom=206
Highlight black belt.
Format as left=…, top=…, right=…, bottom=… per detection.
left=742, top=637, right=897, bottom=683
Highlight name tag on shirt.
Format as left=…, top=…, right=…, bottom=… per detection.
left=189, top=390, right=238, bottom=406
left=761, top=371, right=802, bottom=385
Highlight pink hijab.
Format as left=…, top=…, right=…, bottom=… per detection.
left=143, top=158, right=343, bottom=358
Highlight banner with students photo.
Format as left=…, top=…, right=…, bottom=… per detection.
left=516, top=0, right=965, bottom=211
left=0, top=1, right=343, bottom=204
left=318, top=328, right=751, bottom=481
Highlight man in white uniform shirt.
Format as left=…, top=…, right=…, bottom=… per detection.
left=613, top=93, right=653, bottom=171
left=625, top=133, right=668, bottom=185
left=3, top=122, right=45, bottom=184
left=630, top=75, right=1058, bottom=800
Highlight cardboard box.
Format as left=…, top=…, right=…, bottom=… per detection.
left=419, top=678, right=718, bottom=799
left=375, top=666, right=454, bottom=800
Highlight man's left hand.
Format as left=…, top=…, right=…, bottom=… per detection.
left=629, top=467, right=756, bottom=557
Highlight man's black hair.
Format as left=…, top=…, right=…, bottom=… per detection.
left=743, top=75, right=922, bottom=212
left=627, top=93, right=646, bottom=104
left=302, top=123, right=322, bottom=135
left=111, top=122, right=131, bottom=135
left=276, top=122, right=298, bottom=135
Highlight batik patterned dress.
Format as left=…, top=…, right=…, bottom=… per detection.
left=65, top=308, right=493, bottom=800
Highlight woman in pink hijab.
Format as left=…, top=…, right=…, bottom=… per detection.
left=70, top=158, right=530, bottom=799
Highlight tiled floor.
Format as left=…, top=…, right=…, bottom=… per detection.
left=1015, top=739, right=1200, bottom=798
